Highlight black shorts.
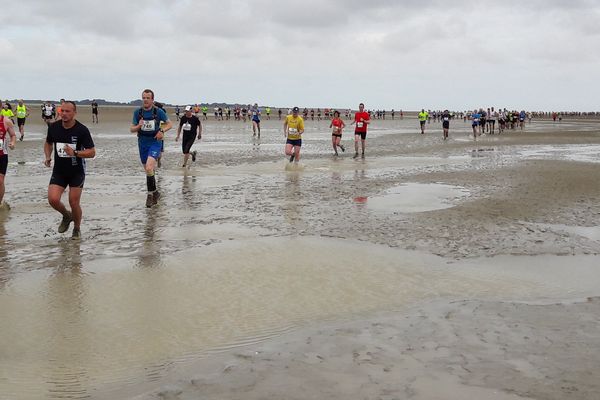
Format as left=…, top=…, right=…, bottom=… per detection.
left=92, top=109, right=98, bottom=115
left=286, top=138, right=302, bottom=146
left=49, top=170, right=85, bottom=188
left=355, top=131, right=367, bottom=140
left=488, top=119, right=495, bottom=124
left=332, top=133, right=342, bottom=138
left=182, top=133, right=196, bottom=154
left=420, top=121, right=426, bottom=126
left=0, top=155, right=7, bottom=175
left=17, top=118, right=26, bottom=127
left=442, top=122, right=450, bottom=129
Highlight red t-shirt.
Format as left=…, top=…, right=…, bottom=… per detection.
left=354, top=112, right=369, bottom=132
left=0, top=116, right=7, bottom=156
left=332, top=118, right=343, bottom=128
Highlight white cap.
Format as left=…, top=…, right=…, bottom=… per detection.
left=185, top=105, right=193, bottom=111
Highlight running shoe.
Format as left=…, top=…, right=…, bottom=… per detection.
left=361, top=153, right=365, bottom=159
left=353, top=153, right=359, bottom=159
left=289, top=153, right=295, bottom=162
left=58, top=211, right=73, bottom=233
left=153, top=191, right=161, bottom=205
left=146, top=194, right=153, bottom=208
left=191, top=151, right=197, bottom=162
left=340, top=144, right=345, bottom=152
left=71, top=228, right=81, bottom=240
left=19, top=136, right=24, bottom=142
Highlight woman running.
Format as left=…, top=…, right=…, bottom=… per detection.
left=329, top=110, right=346, bottom=155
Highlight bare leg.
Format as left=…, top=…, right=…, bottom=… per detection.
left=48, top=184, right=69, bottom=216
left=68, top=187, right=83, bottom=229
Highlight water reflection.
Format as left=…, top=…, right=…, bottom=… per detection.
left=283, top=171, right=302, bottom=227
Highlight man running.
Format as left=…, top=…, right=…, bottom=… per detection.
left=441, top=109, right=451, bottom=140
left=1, top=103, right=15, bottom=125
left=16, top=100, right=28, bottom=141
left=284, top=107, right=304, bottom=163
left=418, top=109, right=428, bottom=134
left=251, top=103, right=261, bottom=138
left=91, top=100, right=99, bottom=124
left=351, top=103, right=370, bottom=158
left=130, top=89, right=172, bottom=208
left=44, top=101, right=95, bottom=239
left=41, top=101, right=55, bottom=125
left=330, top=110, right=346, bottom=155
left=0, top=101, right=17, bottom=209
left=176, top=105, right=202, bottom=168
left=471, top=109, right=481, bottom=137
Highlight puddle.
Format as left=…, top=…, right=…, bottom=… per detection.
left=543, top=224, right=600, bottom=242
left=365, top=183, right=470, bottom=213
left=1, top=235, right=600, bottom=398
left=518, top=144, right=600, bottom=163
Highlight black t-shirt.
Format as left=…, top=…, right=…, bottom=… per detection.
left=91, top=102, right=98, bottom=112
left=179, top=115, right=201, bottom=136
left=442, top=112, right=451, bottom=124
left=46, top=120, right=94, bottom=174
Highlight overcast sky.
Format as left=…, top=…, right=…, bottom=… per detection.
left=2, top=0, right=599, bottom=110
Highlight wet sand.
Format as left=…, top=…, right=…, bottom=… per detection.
left=1, top=110, right=600, bottom=399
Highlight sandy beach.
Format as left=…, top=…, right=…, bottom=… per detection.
left=1, top=108, right=600, bottom=399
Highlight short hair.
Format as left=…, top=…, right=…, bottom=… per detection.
left=63, top=101, right=77, bottom=111
left=142, top=89, right=154, bottom=99
left=359, top=103, right=365, bottom=107
left=333, top=110, right=340, bottom=116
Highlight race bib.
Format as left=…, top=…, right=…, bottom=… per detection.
left=357, top=122, right=364, bottom=128
left=0, top=138, right=4, bottom=150
left=56, top=143, right=75, bottom=158
left=182, top=122, right=192, bottom=131
left=141, top=119, right=156, bottom=132
left=44, top=108, right=53, bottom=117
left=443, top=117, right=449, bottom=122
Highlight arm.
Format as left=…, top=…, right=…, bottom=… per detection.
left=64, top=146, right=96, bottom=159
left=5, top=119, right=16, bottom=150
left=197, top=121, right=202, bottom=139
left=156, top=119, right=172, bottom=140
left=283, top=120, right=288, bottom=136
left=44, top=141, right=53, bottom=167
left=176, top=120, right=182, bottom=141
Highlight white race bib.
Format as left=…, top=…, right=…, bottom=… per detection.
left=56, top=143, right=75, bottom=158
left=141, top=120, right=156, bottom=132
left=443, top=117, right=449, bottom=122
left=44, top=107, right=53, bottom=117
left=182, top=122, right=192, bottom=131
left=0, top=138, right=4, bottom=150
left=289, top=128, right=297, bottom=134
left=357, top=122, right=364, bottom=128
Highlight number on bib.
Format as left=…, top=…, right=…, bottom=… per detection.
left=357, top=122, right=364, bottom=128
left=56, top=143, right=75, bottom=158
left=141, top=120, right=156, bottom=132
left=182, top=123, right=192, bottom=131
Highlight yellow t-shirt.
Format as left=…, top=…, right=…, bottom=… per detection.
left=418, top=111, right=428, bottom=121
left=286, top=115, right=304, bottom=140
left=1, top=109, right=14, bottom=118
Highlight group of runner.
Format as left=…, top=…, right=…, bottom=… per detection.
left=1, top=88, right=544, bottom=239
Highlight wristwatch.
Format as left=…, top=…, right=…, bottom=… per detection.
left=74, top=150, right=79, bottom=157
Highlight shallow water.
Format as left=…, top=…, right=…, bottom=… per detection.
left=365, top=183, right=470, bottom=213
left=2, top=235, right=600, bottom=399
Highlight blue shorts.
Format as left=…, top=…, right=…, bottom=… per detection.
left=286, top=138, right=302, bottom=146
left=138, top=136, right=162, bottom=164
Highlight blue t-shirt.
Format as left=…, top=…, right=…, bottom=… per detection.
left=472, top=113, right=481, bottom=123
left=133, top=107, right=169, bottom=138
left=251, top=108, right=261, bottom=122
left=519, top=111, right=526, bottom=120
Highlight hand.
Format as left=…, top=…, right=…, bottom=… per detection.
left=197, top=134, right=201, bottom=140
left=8, top=143, right=15, bottom=150
left=44, top=159, right=52, bottom=167
left=175, top=135, right=180, bottom=142
left=155, top=131, right=164, bottom=140
left=64, top=144, right=75, bottom=156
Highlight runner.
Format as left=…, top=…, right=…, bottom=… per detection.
left=284, top=106, right=304, bottom=163
left=329, top=110, right=346, bottom=155
left=16, top=100, right=28, bottom=141
left=1, top=103, right=15, bottom=124
left=278, top=108, right=282, bottom=120
left=201, top=105, right=208, bottom=120
left=471, top=109, right=481, bottom=137
left=519, top=110, right=526, bottom=130
left=351, top=103, right=370, bottom=159
left=130, top=89, right=172, bottom=208
left=441, top=109, right=451, bottom=140
left=265, top=106, right=271, bottom=120
left=43, top=101, right=95, bottom=239
left=251, top=103, right=261, bottom=138
left=418, top=109, right=428, bottom=134
left=41, top=101, right=55, bottom=125
left=488, top=107, right=497, bottom=134
left=175, top=105, right=202, bottom=168
left=0, top=100, right=17, bottom=210
left=55, top=99, right=66, bottom=122
left=91, top=99, right=99, bottom=124
left=174, top=105, right=180, bottom=121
